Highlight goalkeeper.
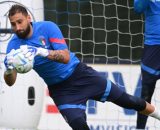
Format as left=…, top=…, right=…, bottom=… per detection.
left=4, top=4, right=160, bottom=130
left=134, top=0, right=160, bottom=129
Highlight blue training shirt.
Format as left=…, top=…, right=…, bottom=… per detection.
left=134, top=0, right=160, bottom=45
left=6, top=21, right=80, bottom=85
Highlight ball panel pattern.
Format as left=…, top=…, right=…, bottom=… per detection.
left=12, top=50, right=34, bottom=73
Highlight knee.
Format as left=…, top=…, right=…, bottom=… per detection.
left=69, top=117, right=90, bottom=130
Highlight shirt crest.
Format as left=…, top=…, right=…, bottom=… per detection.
left=39, top=36, right=46, bottom=46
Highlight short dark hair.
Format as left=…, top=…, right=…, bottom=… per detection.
left=8, top=4, right=28, bottom=17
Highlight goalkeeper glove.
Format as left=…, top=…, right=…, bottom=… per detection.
left=20, top=45, right=49, bottom=59
left=4, top=49, right=16, bottom=70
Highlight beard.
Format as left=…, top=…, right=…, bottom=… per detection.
left=16, top=24, right=31, bottom=39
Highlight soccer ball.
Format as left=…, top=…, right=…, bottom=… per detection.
left=12, top=49, right=34, bottom=73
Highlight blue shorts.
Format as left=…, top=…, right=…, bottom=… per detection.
left=141, top=45, right=160, bottom=84
left=48, top=62, right=124, bottom=123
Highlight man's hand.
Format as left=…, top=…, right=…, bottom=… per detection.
left=20, top=45, right=49, bottom=59
left=4, top=49, right=16, bottom=70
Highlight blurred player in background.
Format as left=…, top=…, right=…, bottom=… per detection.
left=4, top=4, right=160, bottom=130
left=134, top=0, right=160, bottom=129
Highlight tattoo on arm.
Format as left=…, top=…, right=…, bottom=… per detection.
left=49, top=50, right=65, bottom=62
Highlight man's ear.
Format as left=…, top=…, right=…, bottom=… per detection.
left=27, top=15, right=31, bottom=22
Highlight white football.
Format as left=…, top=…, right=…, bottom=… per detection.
left=12, top=49, right=34, bottom=73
